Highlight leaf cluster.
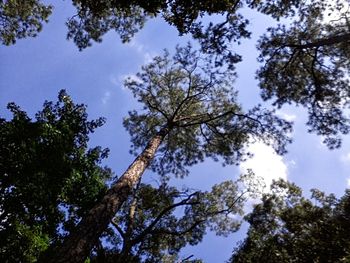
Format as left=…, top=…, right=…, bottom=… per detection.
left=123, top=44, right=292, bottom=178
left=257, top=0, right=350, bottom=148
left=0, top=90, right=112, bottom=262
left=65, top=0, right=305, bottom=67
left=0, top=0, right=52, bottom=45
left=230, top=179, right=350, bottom=262
left=90, top=172, right=259, bottom=262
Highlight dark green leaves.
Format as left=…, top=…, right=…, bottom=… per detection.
left=0, top=0, right=52, bottom=45
left=0, top=90, right=112, bottom=261
left=257, top=1, right=350, bottom=149
left=67, top=2, right=148, bottom=50
left=230, top=180, right=350, bottom=263
left=98, top=172, right=258, bottom=262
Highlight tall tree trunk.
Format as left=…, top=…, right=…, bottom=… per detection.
left=43, top=127, right=169, bottom=263
left=120, top=182, right=139, bottom=259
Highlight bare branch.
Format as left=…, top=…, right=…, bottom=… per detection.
left=111, top=218, right=126, bottom=240
left=146, top=100, right=169, bottom=121
left=130, top=192, right=200, bottom=246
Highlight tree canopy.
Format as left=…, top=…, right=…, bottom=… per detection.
left=0, top=0, right=52, bottom=45
left=0, top=89, right=267, bottom=262
left=0, top=0, right=303, bottom=65
left=46, top=44, right=292, bottom=262
left=230, top=179, right=350, bottom=262
left=2, top=1, right=350, bottom=262
left=257, top=0, right=350, bottom=149
left=0, top=90, right=112, bottom=262
left=123, top=44, right=292, bottom=178
left=90, top=172, right=261, bottom=262
left=2, top=1, right=350, bottom=147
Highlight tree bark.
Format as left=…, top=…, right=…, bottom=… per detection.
left=120, top=185, right=139, bottom=259
left=43, top=127, right=169, bottom=263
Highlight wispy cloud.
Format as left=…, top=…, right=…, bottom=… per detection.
left=276, top=110, right=297, bottom=122
left=113, top=73, right=143, bottom=91
left=109, top=75, right=120, bottom=86
left=128, top=39, right=145, bottom=53
left=121, top=74, right=142, bottom=83
left=101, top=90, right=111, bottom=105
left=126, top=39, right=157, bottom=63
left=341, top=152, right=350, bottom=163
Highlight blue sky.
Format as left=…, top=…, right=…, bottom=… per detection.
left=1, top=1, right=350, bottom=262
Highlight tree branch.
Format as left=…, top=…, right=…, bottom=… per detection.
left=153, top=219, right=205, bottom=237
left=129, top=192, right=200, bottom=246
left=111, top=218, right=126, bottom=240
left=286, top=33, right=350, bottom=49
left=181, top=255, right=194, bottom=262
left=146, top=100, right=169, bottom=121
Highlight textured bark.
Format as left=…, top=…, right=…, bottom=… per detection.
left=43, top=128, right=169, bottom=263
left=120, top=187, right=139, bottom=259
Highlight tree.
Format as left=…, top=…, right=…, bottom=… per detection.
left=59, top=0, right=350, bottom=147
left=45, top=44, right=292, bottom=262
left=0, top=0, right=52, bottom=45
left=0, top=90, right=112, bottom=262
left=0, top=90, right=261, bottom=262
left=230, top=179, right=350, bottom=263
left=89, top=171, right=261, bottom=262
left=0, top=1, right=307, bottom=66
left=3, top=1, right=350, bottom=148
left=3, top=1, right=350, bottom=147
left=257, top=0, right=350, bottom=149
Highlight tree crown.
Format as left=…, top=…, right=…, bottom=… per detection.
left=123, top=44, right=292, bottom=178
left=0, top=90, right=112, bottom=261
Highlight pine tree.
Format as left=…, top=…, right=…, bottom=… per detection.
left=230, top=180, right=350, bottom=262
left=89, top=172, right=261, bottom=262
left=45, top=44, right=292, bottom=262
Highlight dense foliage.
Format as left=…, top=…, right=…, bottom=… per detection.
left=123, top=44, right=292, bottom=178
left=2, top=1, right=350, bottom=262
left=257, top=0, right=350, bottom=149
left=2, top=0, right=349, bottom=148
left=47, top=44, right=291, bottom=262
left=0, top=0, right=52, bottom=45
left=0, top=89, right=267, bottom=262
left=1, top=0, right=304, bottom=66
left=90, top=172, right=261, bottom=262
left=230, top=180, right=350, bottom=262
left=0, top=91, right=112, bottom=262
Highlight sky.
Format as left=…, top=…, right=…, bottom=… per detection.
left=1, top=1, right=350, bottom=262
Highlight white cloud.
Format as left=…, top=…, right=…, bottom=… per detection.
left=110, top=73, right=142, bottom=89
left=276, top=110, right=297, bottom=122
left=116, top=74, right=143, bottom=91
left=339, top=154, right=350, bottom=188
left=101, top=91, right=111, bottom=105
left=127, top=39, right=145, bottom=53
left=109, top=75, right=119, bottom=86
left=240, top=141, right=288, bottom=192
left=126, top=39, right=157, bottom=63
left=143, top=52, right=156, bottom=63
